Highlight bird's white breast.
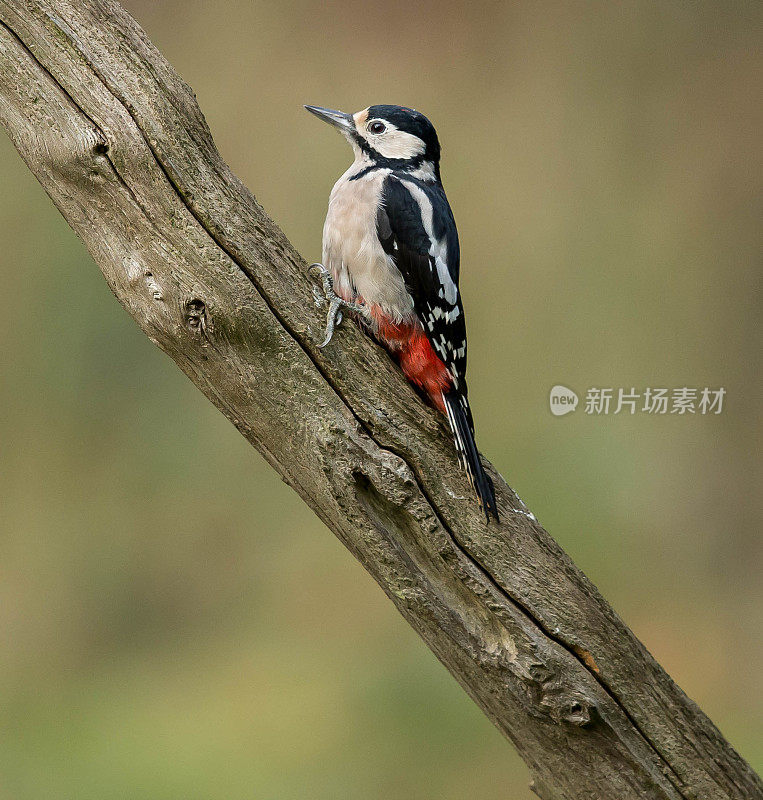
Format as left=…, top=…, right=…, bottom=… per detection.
left=322, top=164, right=415, bottom=323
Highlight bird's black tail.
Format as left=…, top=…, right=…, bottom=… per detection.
left=443, top=389, right=499, bottom=522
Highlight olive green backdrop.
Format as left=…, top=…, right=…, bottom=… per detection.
left=0, top=1, right=760, bottom=798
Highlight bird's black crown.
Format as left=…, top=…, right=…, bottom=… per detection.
left=367, top=105, right=441, bottom=163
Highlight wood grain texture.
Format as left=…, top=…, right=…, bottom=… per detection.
left=0, top=2, right=759, bottom=797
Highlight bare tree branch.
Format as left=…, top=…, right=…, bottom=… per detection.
left=0, top=2, right=759, bottom=798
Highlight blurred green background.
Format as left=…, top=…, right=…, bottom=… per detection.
left=1, top=1, right=760, bottom=797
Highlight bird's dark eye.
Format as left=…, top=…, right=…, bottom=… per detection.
left=368, top=121, right=386, bottom=135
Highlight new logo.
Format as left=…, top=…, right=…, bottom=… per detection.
left=549, top=385, right=579, bottom=416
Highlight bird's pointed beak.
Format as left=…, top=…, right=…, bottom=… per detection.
left=304, top=105, right=355, bottom=134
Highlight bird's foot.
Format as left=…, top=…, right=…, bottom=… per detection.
left=308, top=263, right=365, bottom=348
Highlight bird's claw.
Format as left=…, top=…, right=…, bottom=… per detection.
left=312, top=285, right=325, bottom=309
left=308, top=262, right=364, bottom=348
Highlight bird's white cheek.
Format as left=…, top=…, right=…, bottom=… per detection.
left=373, top=131, right=426, bottom=160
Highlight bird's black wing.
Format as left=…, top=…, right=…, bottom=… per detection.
left=376, top=173, right=467, bottom=392
left=377, top=173, right=498, bottom=521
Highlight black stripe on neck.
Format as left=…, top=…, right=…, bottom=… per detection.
left=348, top=164, right=379, bottom=181
left=348, top=132, right=440, bottom=181
left=348, top=158, right=440, bottom=182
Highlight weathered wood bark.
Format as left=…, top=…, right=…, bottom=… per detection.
left=0, top=2, right=759, bottom=798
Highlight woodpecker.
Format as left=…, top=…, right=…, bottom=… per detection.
left=305, top=104, right=498, bottom=521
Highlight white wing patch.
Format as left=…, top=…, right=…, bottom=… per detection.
left=430, top=304, right=461, bottom=322
left=397, top=178, right=459, bottom=305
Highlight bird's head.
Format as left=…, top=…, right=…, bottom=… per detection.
left=305, top=104, right=441, bottom=179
